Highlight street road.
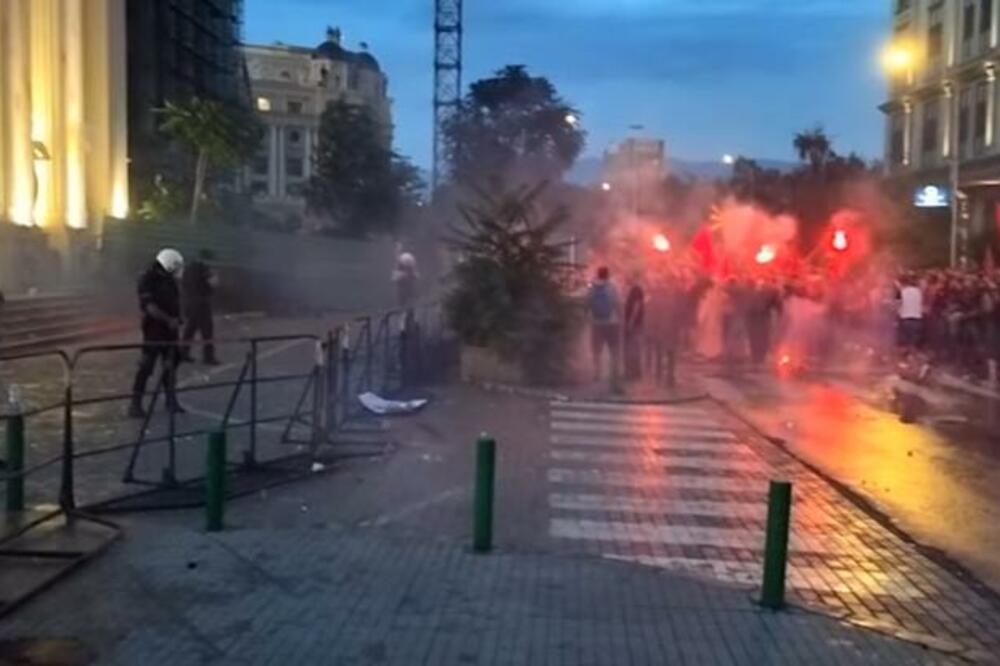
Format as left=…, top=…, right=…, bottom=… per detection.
left=702, top=368, right=1000, bottom=595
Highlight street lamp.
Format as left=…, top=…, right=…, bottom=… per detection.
left=880, top=42, right=916, bottom=76
left=601, top=181, right=612, bottom=192
left=565, top=113, right=579, bottom=127
left=722, top=154, right=736, bottom=166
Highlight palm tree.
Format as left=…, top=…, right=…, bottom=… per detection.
left=158, top=97, right=262, bottom=224
left=793, top=127, right=833, bottom=172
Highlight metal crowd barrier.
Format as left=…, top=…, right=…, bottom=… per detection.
left=0, top=301, right=453, bottom=516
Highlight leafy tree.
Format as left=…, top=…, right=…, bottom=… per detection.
left=444, top=65, right=586, bottom=187
left=158, top=97, right=262, bottom=224
left=445, top=180, right=580, bottom=383
left=307, top=100, right=423, bottom=236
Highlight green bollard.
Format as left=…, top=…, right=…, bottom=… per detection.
left=760, top=480, right=793, bottom=610
left=205, top=431, right=227, bottom=532
left=6, top=415, right=25, bottom=512
left=472, top=434, right=496, bottom=553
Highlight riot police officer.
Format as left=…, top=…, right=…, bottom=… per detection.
left=182, top=248, right=220, bottom=365
left=128, top=248, right=185, bottom=418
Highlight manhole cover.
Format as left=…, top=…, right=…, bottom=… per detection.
left=0, top=638, right=94, bottom=666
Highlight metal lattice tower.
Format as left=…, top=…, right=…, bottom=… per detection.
left=432, top=0, right=463, bottom=193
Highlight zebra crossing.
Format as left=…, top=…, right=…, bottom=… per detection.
left=543, top=398, right=910, bottom=594
left=545, top=399, right=780, bottom=586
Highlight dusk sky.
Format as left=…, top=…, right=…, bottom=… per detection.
left=244, top=0, right=890, bottom=170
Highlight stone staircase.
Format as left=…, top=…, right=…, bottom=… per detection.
left=0, top=291, right=129, bottom=356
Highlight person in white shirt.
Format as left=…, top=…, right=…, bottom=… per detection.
left=897, top=275, right=923, bottom=352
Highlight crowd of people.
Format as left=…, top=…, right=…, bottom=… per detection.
left=891, top=269, right=1000, bottom=379
left=585, top=264, right=1000, bottom=387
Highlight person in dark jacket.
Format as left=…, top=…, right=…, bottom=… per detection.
left=646, top=273, right=684, bottom=387
left=623, top=275, right=646, bottom=381
left=745, top=279, right=782, bottom=367
left=129, top=249, right=185, bottom=418
left=182, top=248, right=220, bottom=365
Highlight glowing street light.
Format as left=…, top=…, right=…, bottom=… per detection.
left=881, top=41, right=916, bottom=75
left=652, top=233, right=671, bottom=253
left=601, top=181, right=612, bottom=192
left=722, top=154, right=736, bottom=166
left=565, top=113, right=579, bottom=127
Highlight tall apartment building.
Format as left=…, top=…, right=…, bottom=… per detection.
left=882, top=0, right=1000, bottom=254
left=601, top=138, right=667, bottom=216
left=242, top=28, right=392, bottom=222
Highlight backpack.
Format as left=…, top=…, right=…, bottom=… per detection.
left=589, top=282, right=615, bottom=322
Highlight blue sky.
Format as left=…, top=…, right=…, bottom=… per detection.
left=244, top=0, right=890, bottom=169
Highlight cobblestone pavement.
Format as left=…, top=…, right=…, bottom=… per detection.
left=540, top=398, right=1000, bottom=662
left=0, top=521, right=957, bottom=665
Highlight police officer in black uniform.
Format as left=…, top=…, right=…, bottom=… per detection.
left=182, top=248, right=220, bottom=365
left=128, top=248, right=185, bottom=418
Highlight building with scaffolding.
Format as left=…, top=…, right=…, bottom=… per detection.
left=125, top=0, right=251, bottom=203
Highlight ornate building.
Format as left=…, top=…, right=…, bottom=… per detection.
left=242, top=28, right=392, bottom=221
left=0, top=0, right=129, bottom=236
left=882, top=0, right=1000, bottom=259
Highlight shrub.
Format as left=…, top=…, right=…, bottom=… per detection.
left=445, top=180, right=580, bottom=384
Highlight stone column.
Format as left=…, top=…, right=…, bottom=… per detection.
left=268, top=124, right=279, bottom=197
left=29, top=0, right=63, bottom=231
left=107, top=0, right=129, bottom=221
left=5, top=0, right=34, bottom=226
left=903, top=100, right=914, bottom=166
left=988, top=66, right=997, bottom=148
left=63, top=0, right=86, bottom=230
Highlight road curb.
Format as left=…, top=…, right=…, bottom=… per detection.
left=708, top=391, right=1000, bottom=658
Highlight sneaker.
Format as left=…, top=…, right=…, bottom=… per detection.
left=127, top=402, right=146, bottom=419
left=167, top=402, right=188, bottom=415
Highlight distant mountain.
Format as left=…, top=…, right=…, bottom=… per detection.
left=565, top=156, right=798, bottom=186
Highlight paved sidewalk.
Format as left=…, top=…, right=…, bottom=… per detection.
left=0, top=521, right=955, bottom=665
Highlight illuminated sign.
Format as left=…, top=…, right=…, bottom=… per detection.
left=914, top=185, right=950, bottom=208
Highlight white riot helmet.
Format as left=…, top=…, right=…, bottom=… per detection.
left=156, top=248, right=185, bottom=277
left=398, top=252, right=417, bottom=269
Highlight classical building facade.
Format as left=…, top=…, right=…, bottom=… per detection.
left=883, top=0, right=1000, bottom=255
left=242, top=28, right=392, bottom=221
left=0, top=0, right=129, bottom=236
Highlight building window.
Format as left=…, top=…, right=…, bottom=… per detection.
left=922, top=101, right=939, bottom=155
left=964, top=2, right=976, bottom=41
left=250, top=181, right=268, bottom=196
left=256, top=96, right=272, bottom=112
left=349, top=68, right=359, bottom=90
left=896, top=0, right=911, bottom=12
left=287, top=100, right=303, bottom=114
left=252, top=155, right=269, bottom=176
left=959, top=89, right=972, bottom=155
left=928, top=8, right=944, bottom=59
left=288, top=129, right=302, bottom=144
left=286, top=157, right=304, bottom=178
left=890, top=115, right=905, bottom=164
left=983, top=0, right=994, bottom=33
left=280, top=70, right=291, bottom=79
left=975, top=82, right=989, bottom=144
left=286, top=182, right=306, bottom=198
